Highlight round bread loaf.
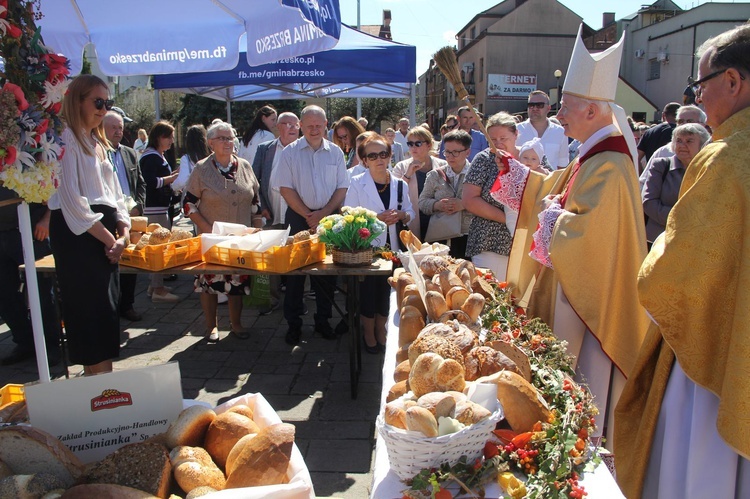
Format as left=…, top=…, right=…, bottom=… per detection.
left=204, top=411, right=260, bottom=469
left=464, top=346, right=520, bottom=381
left=169, top=228, right=193, bottom=242
left=224, top=423, right=295, bottom=489
left=166, top=405, right=216, bottom=449
left=419, top=255, right=450, bottom=277
left=293, top=230, right=311, bottom=242
left=477, top=370, right=551, bottom=433
left=148, top=227, right=171, bottom=245
left=420, top=321, right=478, bottom=355
left=408, top=333, right=464, bottom=367
left=169, top=446, right=226, bottom=493
left=408, top=352, right=443, bottom=397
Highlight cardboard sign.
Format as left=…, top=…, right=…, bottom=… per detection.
left=25, top=363, right=183, bottom=463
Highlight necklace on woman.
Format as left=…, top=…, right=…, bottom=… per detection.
left=376, top=172, right=390, bottom=192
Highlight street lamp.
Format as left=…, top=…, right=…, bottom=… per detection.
left=554, top=69, right=562, bottom=112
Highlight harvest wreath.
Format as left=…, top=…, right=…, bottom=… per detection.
left=387, top=240, right=600, bottom=499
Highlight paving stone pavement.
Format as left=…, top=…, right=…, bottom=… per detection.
left=0, top=274, right=387, bottom=498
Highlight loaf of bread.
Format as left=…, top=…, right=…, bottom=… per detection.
left=0, top=473, right=66, bottom=499
left=393, top=359, right=411, bottom=383
left=395, top=273, right=416, bottom=308
left=458, top=268, right=473, bottom=289
left=293, top=230, right=311, bottom=242
left=460, top=293, right=486, bottom=322
left=477, top=370, right=551, bottom=433
left=401, top=294, right=426, bottom=317
left=425, top=291, right=448, bottom=322
left=419, top=321, right=478, bottom=356
left=166, top=405, right=216, bottom=449
left=471, top=276, right=495, bottom=300
left=169, top=228, right=192, bottom=242
left=424, top=279, right=442, bottom=294
left=224, top=423, right=295, bottom=489
left=408, top=333, right=464, bottom=367
left=134, top=233, right=151, bottom=250
left=129, top=231, right=144, bottom=245
left=384, top=402, right=407, bottom=430
left=146, top=223, right=162, bottom=232
left=438, top=310, right=472, bottom=325
left=0, top=399, right=27, bottom=423
left=386, top=380, right=409, bottom=402
left=61, top=483, right=160, bottom=498
left=148, top=227, right=172, bottom=245
left=169, top=446, right=226, bottom=493
left=446, top=285, right=470, bottom=310
left=418, top=255, right=450, bottom=278
left=81, top=442, right=171, bottom=498
left=405, top=406, right=438, bottom=437
left=0, top=460, right=12, bottom=481
left=417, top=392, right=456, bottom=419
left=0, top=426, right=84, bottom=488
left=399, top=306, right=425, bottom=346
left=454, top=400, right=492, bottom=425
left=409, top=352, right=466, bottom=397
left=131, top=217, right=149, bottom=232
left=396, top=343, right=411, bottom=364
left=487, top=340, right=532, bottom=382
left=437, top=270, right=464, bottom=296
left=204, top=411, right=260, bottom=470
left=225, top=405, right=254, bottom=420
left=399, top=230, right=422, bottom=253
left=463, top=346, right=520, bottom=382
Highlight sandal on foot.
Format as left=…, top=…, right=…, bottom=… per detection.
left=364, top=341, right=380, bottom=354
left=230, top=327, right=250, bottom=340
left=206, top=328, right=220, bottom=343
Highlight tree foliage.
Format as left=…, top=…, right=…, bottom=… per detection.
left=328, top=98, right=409, bottom=131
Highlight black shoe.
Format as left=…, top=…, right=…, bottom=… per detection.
left=165, top=274, right=178, bottom=281
left=259, top=302, right=280, bottom=316
left=120, top=308, right=142, bottom=322
left=364, top=341, right=380, bottom=355
left=285, top=326, right=302, bottom=345
left=314, top=315, right=336, bottom=340
left=1, top=348, right=34, bottom=366
left=335, top=317, right=349, bottom=336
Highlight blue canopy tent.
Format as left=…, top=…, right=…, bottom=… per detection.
left=153, top=24, right=417, bottom=120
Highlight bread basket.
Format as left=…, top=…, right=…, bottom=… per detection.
left=376, top=403, right=503, bottom=480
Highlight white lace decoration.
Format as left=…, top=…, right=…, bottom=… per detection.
left=489, top=157, right=529, bottom=212
left=530, top=199, right=565, bottom=269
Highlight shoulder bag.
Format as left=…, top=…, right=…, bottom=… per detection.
left=424, top=172, right=463, bottom=242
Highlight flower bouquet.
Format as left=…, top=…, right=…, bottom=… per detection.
left=1, top=0, right=69, bottom=203
left=317, top=206, right=386, bottom=266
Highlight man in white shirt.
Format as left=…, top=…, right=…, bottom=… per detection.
left=255, top=112, right=300, bottom=227
left=394, top=117, right=410, bottom=159
left=516, top=91, right=570, bottom=169
left=277, top=105, right=349, bottom=344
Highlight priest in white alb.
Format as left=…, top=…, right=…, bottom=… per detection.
left=489, top=26, right=650, bottom=446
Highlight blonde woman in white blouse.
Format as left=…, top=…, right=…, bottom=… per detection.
left=48, top=75, right=131, bottom=376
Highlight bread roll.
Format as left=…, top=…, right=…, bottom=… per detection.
left=408, top=333, right=464, bottom=367
left=408, top=353, right=443, bottom=397
left=0, top=426, right=84, bottom=488
left=224, top=423, right=295, bottom=489
left=131, top=217, right=149, bottom=232
left=0, top=473, right=67, bottom=499
left=436, top=358, right=466, bottom=392
left=478, top=370, right=551, bottom=433
left=401, top=294, right=426, bottom=317
left=402, top=284, right=420, bottom=301
left=386, top=380, right=409, bottom=402
left=405, top=406, right=438, bottom=437
left=456, top=260, right=477, bottom=283
left=417, top=392, right=456, bottom=418
left=225, top=405, right=254, bottom=419
left=146, top=222, right=162, bottom=232
left=169, top=228, right=192, bottom=242
left=438, top=270, right=464, bottom=296
left=463, top=346, right=520, bottom=381
left=418, top=255, right=450, bottom=278
left=204, top=411, right=260, bottom=470
left=384, top=402, right=407, bottom=429
left=424, top=280, right=442, bottom=294
left=393, top=359, right=411, bottom=383
left=454, top=400, right=492, bottom=425
left=444, top=390, right=468, bottom=404
left=460, top=293, right=486, bottom=323
left=399, top=306, right=425, bottom=346
left=166, top=405, right=216, bottom=449
left=61, top=484, right=160, bottom=498
left=425, top=291, right=448, bottom=322
left=134, top=233, right=151, bottom=250
left=293, top=230, right=311, bottom=242
left=170, top=446, right=226, bottom=493
left=446, top=286, right=470, bottom=310
left=148, top=227, right=171, bottom=245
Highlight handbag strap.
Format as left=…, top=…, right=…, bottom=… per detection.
left=397, top=178, right=403, bottom=210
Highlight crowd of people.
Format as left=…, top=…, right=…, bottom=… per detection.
left=2, top=21, right=749, bottom=498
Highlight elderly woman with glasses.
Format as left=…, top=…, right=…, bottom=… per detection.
left=392, top=127, right=448, bottom=240
left=418, top=129, right=474, bottom=258
left=183, top=121, right=262, bottom=343
left=642, top=123, right=711, bottom=246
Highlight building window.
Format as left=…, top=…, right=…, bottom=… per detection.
left=648, top=58, right=660, bottom=80
left=470, top=26, right=476, bottom=40
left=479, top=58, right=484, bottom=82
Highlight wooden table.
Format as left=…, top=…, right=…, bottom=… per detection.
left=26, top=255, right=393, bottom=398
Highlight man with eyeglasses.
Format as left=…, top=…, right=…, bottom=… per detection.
left=516, top=91, right=569, bottom=170
left=439, top=106, right=488, bottom=162
left=616, top=22, right=750, bottom=499
left=637, top=101, right=680, bottom=165
left=277, top=105, right=348, bottom=345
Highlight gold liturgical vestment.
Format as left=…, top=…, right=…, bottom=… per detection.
left=507, top=132, right=650, bottom=377
left=615, top=107, right=750, bottom=498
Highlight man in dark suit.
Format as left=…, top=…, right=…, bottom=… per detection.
left=104, top=110, right=146, bottom=322
left=252, top=112, right=300, bottom=315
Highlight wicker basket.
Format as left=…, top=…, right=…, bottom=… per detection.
left=377, top=406, right=504, bottom=480
left=331, top=247, right=373, bottom=266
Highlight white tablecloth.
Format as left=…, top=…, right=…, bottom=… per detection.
left=370, top=290, right=625, bottom=498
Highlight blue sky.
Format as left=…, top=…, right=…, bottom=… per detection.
left=338, top=0, right=715, bottom=77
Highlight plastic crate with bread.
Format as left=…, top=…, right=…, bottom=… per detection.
left=120, top=221, right=201, bottom=271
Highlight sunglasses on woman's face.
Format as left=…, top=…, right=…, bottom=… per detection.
left=406, top=140, right=426, bottom=148
left=90, top=98, right=115, bottom=111
left=364, top=151, right=390, bottom=161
